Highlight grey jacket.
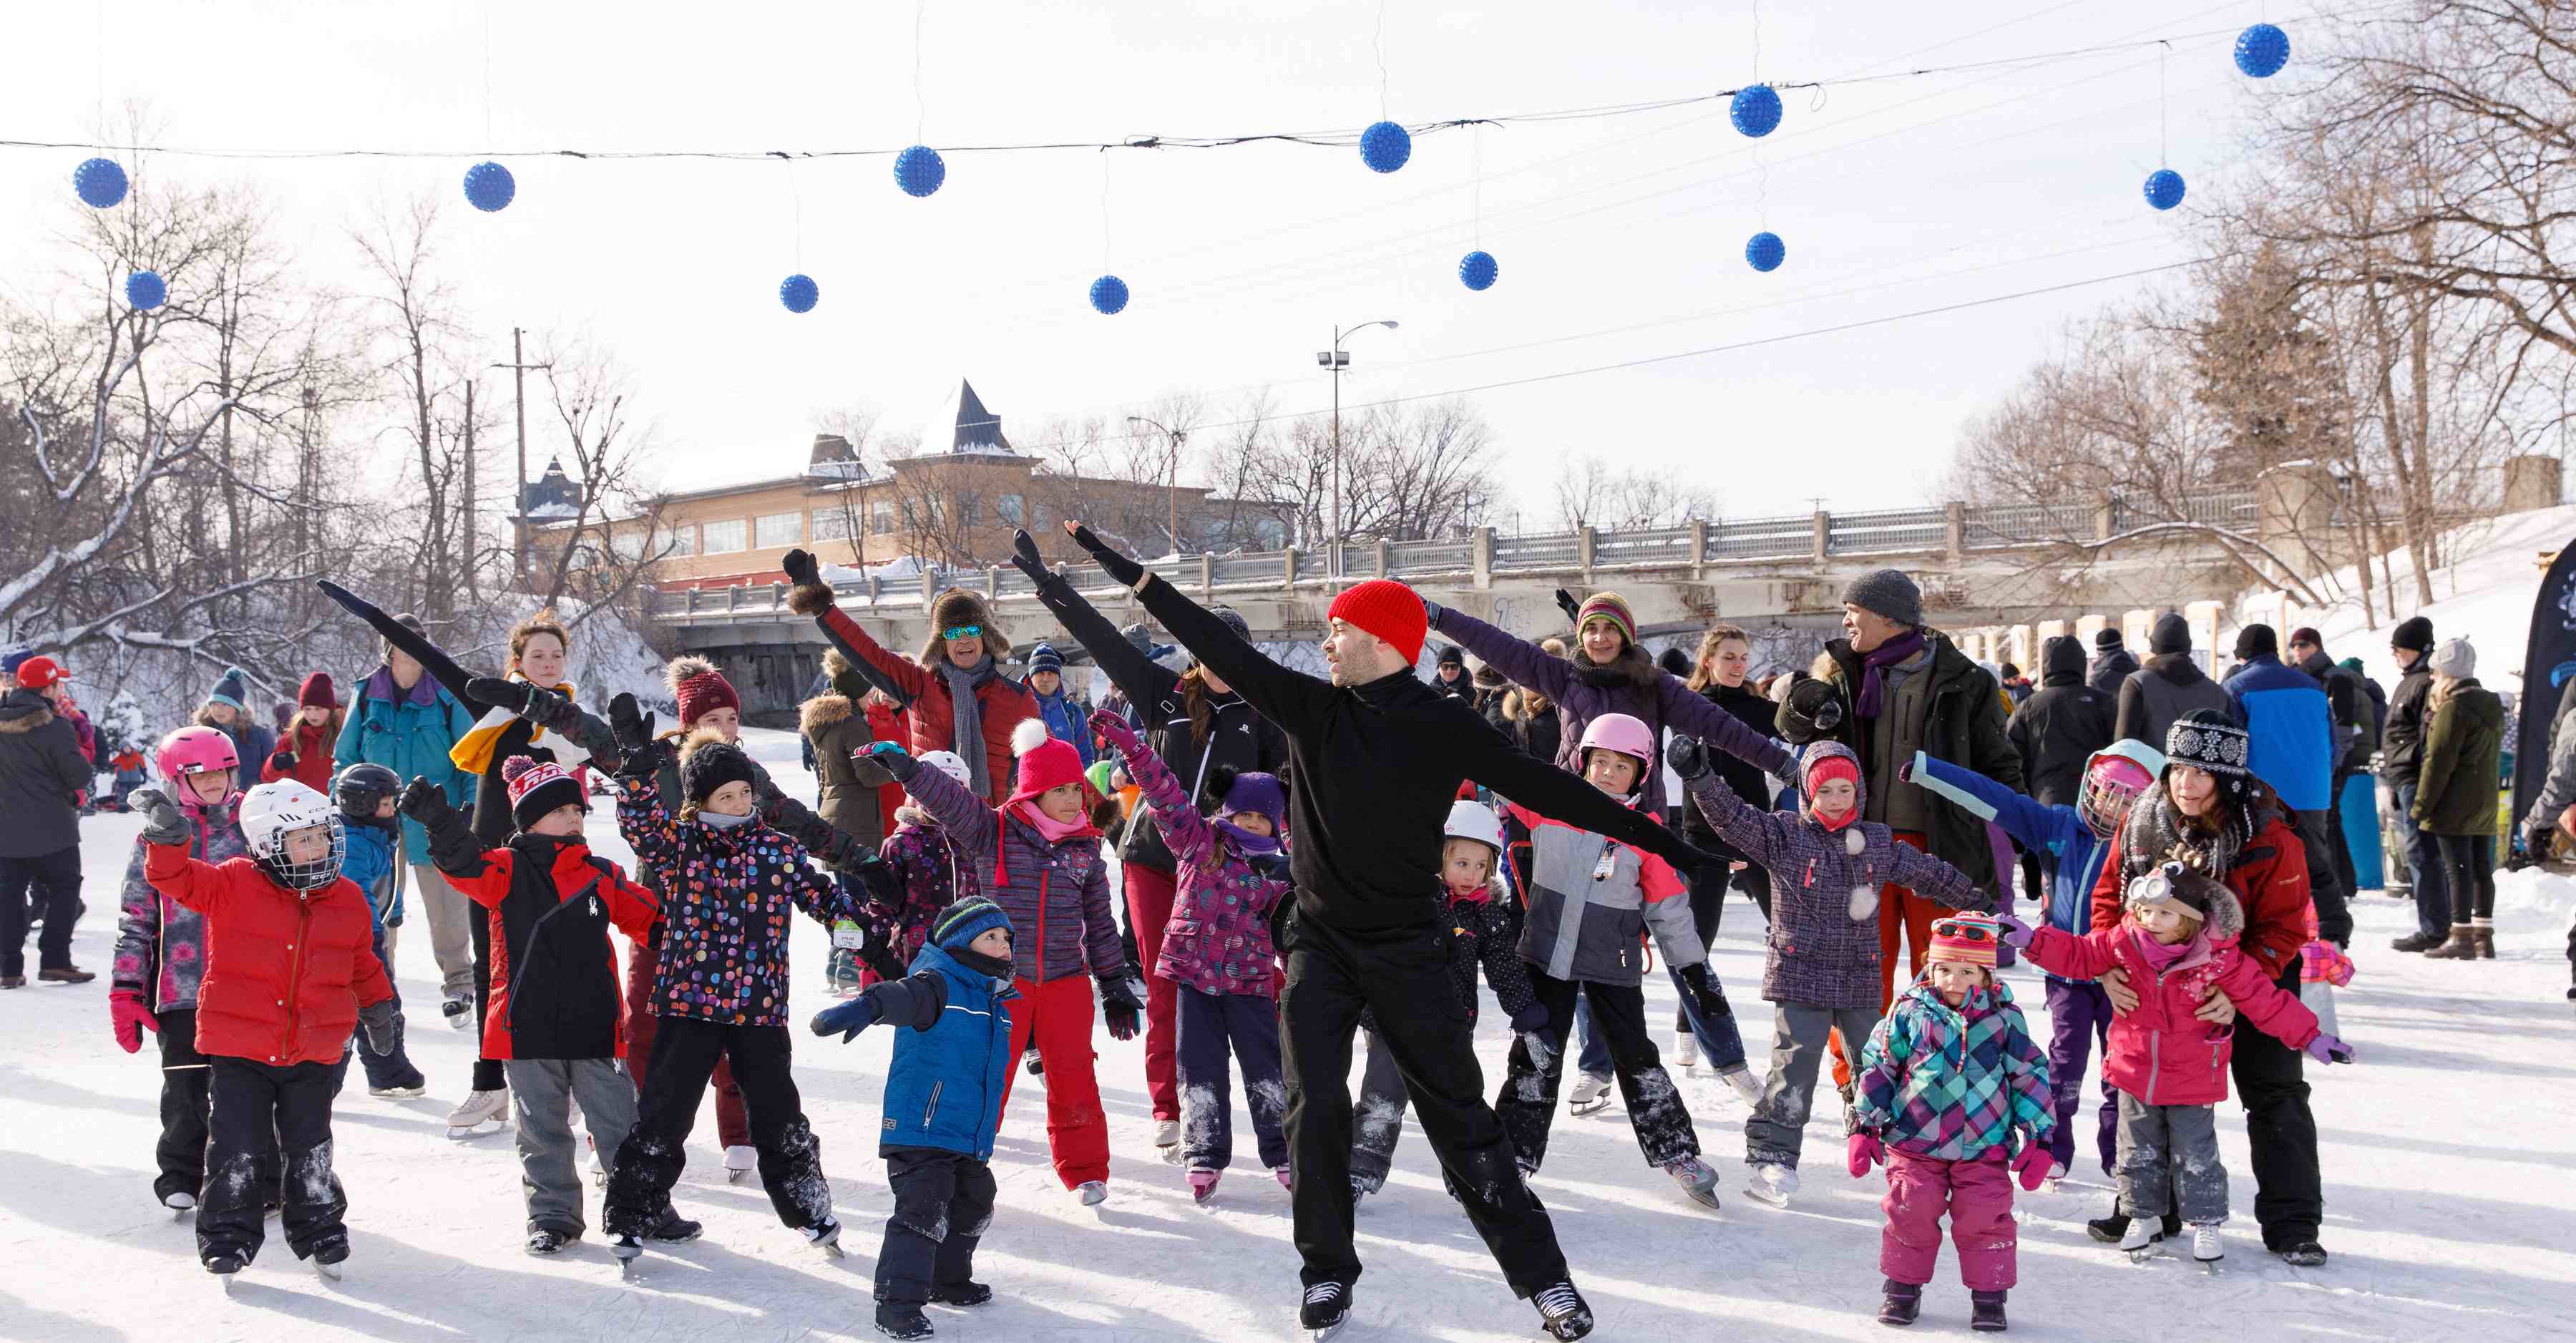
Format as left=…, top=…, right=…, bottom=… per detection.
left=0, top=690, right=92, bottom=859
left=2526, top=684, right=2576, bottom=834
left=1506, top=796, right=1702, bottom=986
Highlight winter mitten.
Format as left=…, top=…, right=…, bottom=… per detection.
left=267, top=749, right=296, bottom=774
left=2010, top=1141, right=2052, bottom=1191
left=397, top=776, right=456, bottom=827
left=109, top=990, right=158, bottom=1054
left=1421, top=597, right=1448, bottom=627
left=1008, top=529, right=1055, bottom=584
left=1665, top=734, right=1711, bottom=782
left=608, top=692, right=659, bottom=766
left=1785, top=676, right=1844, bottom=737
left=358, top=998, right=400, bottom=1056
left=1508, top=1002, right=1548, bottom=1034
left=781, top=547, right=821, bottom=590
left=1088, top=707, right=1143, bottom=756
left=2303, top=1032, right=2355, bottom=1065
left=1553, top=588, right=1582, bottom=627
left=1098, top=975, right=1144, bottom=1041
left=2526, top=820, right=2557, bottom=864
left=1992, top=912, right=2036, bottom=950
left=1677, top=961, right=1732, bottom=1024
left=131, top=788, right=188, bottom=848
left=758, top=793, right=826, bottom=839
left=464, top=675, right=534, bottom=715
left=810, top=995, right=882, bottom=1042
left=1846, top=1132, right=1885, bottom=1178
left=1064, top=520, right=1146, bottom=588
left=864, top=740, right=919, bottom=781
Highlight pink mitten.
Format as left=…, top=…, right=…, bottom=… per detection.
left=1088, top=708, right=1141, bottom=755
left=110, top=990, right=159, bottom=1055
left=2011, top=1142, right=2052, bottom=1192
left=1846, top=1131, right=1885, bottom=1178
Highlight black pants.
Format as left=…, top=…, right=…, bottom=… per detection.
left=2235, top=964, right=2323, bottom=1249
left=0, top=844, right=82, bottom=977
left=201, top=1058, right=345, bottom=1265
left=466, top=902, right=504, bottom=1093
left=877, top=1147, right=997, bottom=1307
left=2326, top=772, right=2362, bottom=901
left=2291, top=809, right=2353, bottom=945
left=1176, top=985, right=1289, bottom=1171
left=604, top=1017, right=831, bottom=1236
left=2431, top=831, right=2497, bottom=921
left=1279, top=911, right=1568, bottom=1297
left=1498, top=967, right=1699, bottom=1173
left=153, top=1008, right=213, bottom=1203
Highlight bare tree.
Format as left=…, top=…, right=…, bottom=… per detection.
left=524, top=337, right=673, bottom=620
left=351, top=195, right=481, bottom=622
left=1551, top=451, right=1719, bottom=532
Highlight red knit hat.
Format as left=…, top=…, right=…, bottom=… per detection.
left=1326, top=579, right=1428, bottom=665
left=298, top=672, right=338, bottom=710
left=668, top=655, right=741, bottom=727
left=1803, top=753, right=1862, bottom=831
left=502, top=756, right=587, bottom=830
left=1005, top=718, right=1091, bottom=809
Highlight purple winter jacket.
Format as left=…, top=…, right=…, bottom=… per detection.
left=1431, top=605, right=1789, bottom=819
left=907, top=756, right=1123, bottom=985
left=867, top=804, right=985, bottom=972
left=1682, top=741, right=1982, bottom=1010
left=112, top=801, right=250, bottom=1012
left=1109, top=731, right=1288, bottom=998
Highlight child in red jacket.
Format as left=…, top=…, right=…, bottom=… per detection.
left=132, top=779, right=396, bottom=1284
left=1999, top=864, right=2351, bottom=1266
left=403, top=757, right=669, bottom=1257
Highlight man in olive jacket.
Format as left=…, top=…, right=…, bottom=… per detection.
left=1775, top=570, right=2021, bottom=1005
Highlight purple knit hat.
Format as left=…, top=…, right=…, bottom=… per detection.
left=1212, top=770, right=1287, bottom=855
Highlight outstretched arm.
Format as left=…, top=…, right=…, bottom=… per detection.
left=1904, top=751, right=2062, bottom=855
left=778, top=550, right=931, bottom=705
left=1010, top=532, right=1181, bottom=713
left=1064, top=522, right=1332, bottom=733
left=1091, top=710, right=1211, bottom=866
left=1425, top=605, right=1575, bottom=705
left=316, top=580, right=492, bottom=713
left=1468, top=715, right=1712, bottom=874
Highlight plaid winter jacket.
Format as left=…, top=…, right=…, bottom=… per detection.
left=1855, top=977, right=2055, bottom=1161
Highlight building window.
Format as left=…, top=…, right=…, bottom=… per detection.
left=955, top=492, right=980, bottom=526
left=811, top=508, right=852, bottom=542
left=871, top=500, right=895, bottom=535
left=997, top=494, right=1024, bottom=525
left=701, top=518, right=748, bottom=555
left=756, top=511, right=804, bottom=548
left=611, top=529, right=644, bottom=560
left=656, top=524, right=696, bottom=557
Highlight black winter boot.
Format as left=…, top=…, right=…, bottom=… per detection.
left=928, top=1280, right=993, bottom=1307
left=1878, top=1279, right=1922, bottom=1327
left=2390, top=930, right=2444, bottom=952
left=874, top=1302, right=934, bottom=1339
left=1969, top=1289, right=2007, bottom=1332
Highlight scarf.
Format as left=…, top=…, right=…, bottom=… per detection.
left=2132, top=925, right=2193, bottom=972
left=1212, top=817, right=1282, bottom=856
left=1853, top=629, right=1926, bottom=721
left=453, top=678, right=584, bottom=776
left=938, top=655, right=998, bottom=797
left=1013, top=799, right=1093, bottom=843
left=698, top=809, right=756, bottom=831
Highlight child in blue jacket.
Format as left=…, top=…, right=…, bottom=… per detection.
left=1900, top=738, right=2161, bottom=1184
left=333, top=762, right=426, bottom=1099
left=813, top=897, right=1019, bottom=1342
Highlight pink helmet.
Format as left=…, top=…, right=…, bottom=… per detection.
left=157, top=725, right=241, bottom=813
left=2078, top=740, right=2165, bottom=839
left=1577, top=713, right=1657, bottom=767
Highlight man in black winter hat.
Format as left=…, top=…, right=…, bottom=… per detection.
left=2114, top=612, right=2233, bottom=751
left=2089, top=627, right=2140, bottom=695
left=2381, top=615, right=2444, bottom=949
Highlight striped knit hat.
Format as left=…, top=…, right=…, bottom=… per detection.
left=931, top=897, right=1013, bottom=952
left=1576, top=592, right=1636, bottom=646
left=1928, top=912, right=2002, bottom=969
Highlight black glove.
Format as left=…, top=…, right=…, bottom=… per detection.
left=1509, top=1002, right=1548, bottom=1034
left=781, top=547, right=821, bottom=590
left=1667, top=734, right=1710, bottom=782
left=132, top=788, right=188, bottom=847
left=608, top=691, right=662, bottom=773
left=1098, top=975, right=1144, bottom=1041
left=266, top=748, right=295, bottom=773
left=759, top=791, right=824, bottom=837
left=1008, top=529, right=1055, bottom=585
left=1423, top=596, right=1448, bottom=628
left=1554, top=588, right=1582, bottom=626
left=1065, top=520, right=1146, bottom=588
left=466, top=675, right=533, bottom=714
left=1784, top=675, right=1845, bottom=738
left=397, top=776, right=454, bottom=826
left=2526, top=820, right=2557, bottom=862
left=358, top=998, right=399, bottom=1056
left=1677, top=962, right=1731, bottom=1024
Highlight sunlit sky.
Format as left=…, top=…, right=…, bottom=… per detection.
left=1, top=0, right=2334, bottom=525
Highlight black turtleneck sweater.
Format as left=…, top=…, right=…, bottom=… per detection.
left=1131, top=575, right=1708, bottom=932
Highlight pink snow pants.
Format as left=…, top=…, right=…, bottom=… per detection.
left=1880, top=1150, right=2016, bottom=1289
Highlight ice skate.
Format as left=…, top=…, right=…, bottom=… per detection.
left=1073, top=1180, right=1108, bottom=1207
left=444, top=1087, right=509, bottom=1140
left=1566, top=1073, right=1613, bottom=1117
left=1300, top=1280, right=1351, bottom=1340
left=608, top=1231, right=643, bottom=1271
left=365, top=1069, right=426, bottom=1100
left=1155, top=1118, right=1182, bottom=1163
left=724, top=1144, right=758, bottom=1186
left=441, top=994, right=472, bottom=1031
left=162, top=1190, right=196, bottom=1219
left=875, top=1303, right=935, bottom=1339
left=2044, top=1159, right=2069, bottom=1193
left=645, top=1207, right=703, bottom=1243
left=1671, top=1030, right=1699, bottom=1070
left=1744, top=1161, right=1797, bottom=1208
left=1877, top=1279, right=1921, bottom=1327
left=1275, top=1166, right=1292, bottom=1191
left=1661, top=1155, right=1722, bottom=1211
left=311, top=1242, right=347, bottom=1281
left=205, top=1252, right=243, bottom=1291
left=2190, top=1223, right=2224, bottom=1272
left=2273, top=1240, right=2328, bottom=1267
left=526, top=1227, right=572, bottom=1256
left=1714, top=1064, right=1763, bottom=1108
left=2119, top=1219, right=2156, bottom=1262
left=1532, top=1280, right=1594, bottom=1340
left=806, top=1216, right=846, bottom=1258
left=1189, top=1168, right=1221, bottom=1205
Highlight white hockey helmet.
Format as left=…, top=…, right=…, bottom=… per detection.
left=239, top=780, right=346, bottom=892
left=1443, top=799, right=1505, bottom=856
left=916, top=750, right=975, bottom=789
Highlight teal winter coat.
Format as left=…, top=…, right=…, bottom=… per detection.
left=333, top=666, right=478, bottom=866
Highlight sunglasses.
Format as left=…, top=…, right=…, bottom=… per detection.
left=943, top=624, right=984, bottom=641
left=2127, top=861, right=2190, bottom=906
left=1930, top=919, right=1996, bottom=944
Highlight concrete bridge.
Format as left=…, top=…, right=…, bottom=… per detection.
left=648, top=492, right=2284, bottom=721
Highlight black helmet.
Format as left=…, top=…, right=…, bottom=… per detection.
left=333, top=762, right=402, bottom=821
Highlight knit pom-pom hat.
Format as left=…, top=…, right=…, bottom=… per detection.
left=502, top=755, right=587, bottom=831
left=666, top=655, right=740, bottom=728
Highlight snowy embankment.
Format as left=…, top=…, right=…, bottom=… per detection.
left=3, top=729, right=2572, bottom=1341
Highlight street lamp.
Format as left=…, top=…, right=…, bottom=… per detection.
left=1126, top=414, right=1189, bottom=555
left=1315, top=318, right=1398, bottom=571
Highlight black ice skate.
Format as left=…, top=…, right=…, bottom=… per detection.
left=1532, top=1280, right=1594, bottom=1339
left=1300, top=1279, right=1352, bottom=1340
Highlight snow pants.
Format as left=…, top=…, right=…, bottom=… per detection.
left=2115, top=1094, right=2226, bottom=1224
left=1175, top=983, right=1287, bottom=1172
left=877, top=1147, right=997, bottom=1309
left=1881, top=1149, right=2017, bottom=1289
left=1280, top=910, right=1568, bottom=1297
left=1123, top=863, right=1182, bottom=1123
left=1747, top=1000, right=1881, bottom=1169
left=0, top=844, right=82, bottom=979
left=997, top=971, right=1111, bottom=1189
left=2041, top=978, right=2119, bottom=1178
left=605, top=1018, right=830, bottom=1236
left=150, top=1007, right=279, bottom=1205
left=200, top=1057, right=343, bottom=1266
left=623, top=922, right=751, bottom=1151
left=1498, top=967, right=1699, bottom=1173
left=505, top=1056, right=636, bottom=1236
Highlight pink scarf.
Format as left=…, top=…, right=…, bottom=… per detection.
left=1013, top=799, right=1093, bottom=844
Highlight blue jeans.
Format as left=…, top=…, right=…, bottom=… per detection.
left=1575, top=866, right=1749, bottom=1075
left=2393, top=782, right=2447, bottom=939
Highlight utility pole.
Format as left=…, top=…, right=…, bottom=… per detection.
left=1126, top=415, right=1189, bottom=555
left=490, top=327, right=550, bottom=590
left=1315, top=318, right=1398, bottom=575
left=462, top=380, right=479, bottom=600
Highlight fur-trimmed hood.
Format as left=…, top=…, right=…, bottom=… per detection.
left=798, top=693, right=854, bottom=735
left=0, top=690, right=54, bottom=734
left=1798, top=738, right=1868, bottom=829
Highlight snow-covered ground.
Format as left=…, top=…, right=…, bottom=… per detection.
left=6, top=728, right=2575, bottom=1342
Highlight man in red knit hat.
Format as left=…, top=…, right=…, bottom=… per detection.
left=1041, top=522, right=1725, bottom=1343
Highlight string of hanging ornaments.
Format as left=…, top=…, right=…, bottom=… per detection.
left=1092, top=152, right=1129, bottom=314
left=1735, top=4, right=1785, bottom=272
left=54, top=15, right=2299, bottom=312
left=1459, top=124, right=1496, bottom=291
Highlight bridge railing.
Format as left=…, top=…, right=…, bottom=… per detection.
left=643, top=489, right=2263, bottom=620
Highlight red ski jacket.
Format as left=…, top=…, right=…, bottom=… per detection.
left=443, top=832, right=659, bottom=1060
left=143, top=845, right=391, bottom=1067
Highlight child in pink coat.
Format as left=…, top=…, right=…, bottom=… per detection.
left=1998, top=864, right=2352, bottom=1266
